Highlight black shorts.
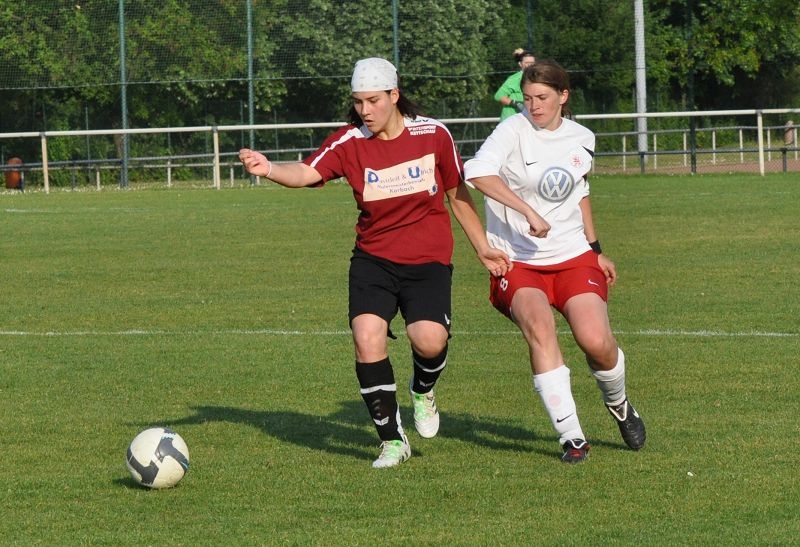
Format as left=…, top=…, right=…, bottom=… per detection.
left=348, top=248, right=453, bottom=333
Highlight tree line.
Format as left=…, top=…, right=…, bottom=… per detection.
left=1, top=0, right=798, bottom=167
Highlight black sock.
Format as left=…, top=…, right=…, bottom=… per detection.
left=355, top=358, right=402, bottom=441
left=411, top=344, right=448, bottom=394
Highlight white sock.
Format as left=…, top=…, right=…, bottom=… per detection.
left=533, top=365, right=584, bottom=445
left=592, top=348, right=626, bottom=406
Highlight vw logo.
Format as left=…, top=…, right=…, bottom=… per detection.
left=538, top=167, right=575, bottom=202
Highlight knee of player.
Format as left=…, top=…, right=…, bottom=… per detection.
left=514, top=308, right=557, bottom=341
left=407, top=327, right=448, bottom=359
left=351, top=321, right=389, bottom=356
left=581, top=336, right=618, bottom=367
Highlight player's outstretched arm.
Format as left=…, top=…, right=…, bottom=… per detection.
left=238, top=148, right=322, bottom=188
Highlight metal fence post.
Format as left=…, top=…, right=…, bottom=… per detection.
left=212, top=126, right=221, bottom=190
left=756, top=110, right=765, bottom=176
left=41, top=132, right=50, bottom=194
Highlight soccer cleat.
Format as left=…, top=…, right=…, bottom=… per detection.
left=606, top=398, right=646, bottom=450
left=561, top=439, right=590, bottom=463
left=410, top=382, right=440, bottom=438
left=372, top=435, right=411, bottom=469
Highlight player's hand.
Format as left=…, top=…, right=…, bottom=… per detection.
left=598, top=254, right=617, bottom=286
left=238, top=148, right=271, bottom=177
left=480, top=247, right=513, bottom=277
left=526, top=212, right=551, bottom=238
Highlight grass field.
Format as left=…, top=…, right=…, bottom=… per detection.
left=1, top=174, right=798, bottom=545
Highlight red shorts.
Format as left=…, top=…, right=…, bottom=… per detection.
left=489, top=251, right=607, bottom=318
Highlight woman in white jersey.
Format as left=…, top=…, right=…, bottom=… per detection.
left=464, top=59, right=646, bottom=463
left=239, top=58, right=511, bottom=468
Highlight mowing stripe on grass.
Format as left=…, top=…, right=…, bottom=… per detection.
left=1, top=328, right=796, bottom=337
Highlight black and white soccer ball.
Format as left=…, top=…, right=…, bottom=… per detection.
left=126, top=427, right=190, bottom=489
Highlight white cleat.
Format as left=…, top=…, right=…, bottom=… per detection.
left=372, top=435, right=411, bottom=469
left=410, top=383, right=440, bottom=438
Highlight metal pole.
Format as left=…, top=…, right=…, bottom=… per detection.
left=247, top=0, right=254, bottom=151
left=85, top=106, right=91, bottom=164
left=634, top=0, right=648, bottom=170
left=686, top=0, right=697, bottom=174
left=118, top=0, right=129, bottom=187
left=527, top=0, right=534, bottom=52
left=756, top=110, right=765, bottom=176
left=213, top=126, right=221, bottom=189
left=392, top=0, right=400, bottom=69
left=246, top=0, right=256, bottom=185
left=41, top=133, right=50, bottom=194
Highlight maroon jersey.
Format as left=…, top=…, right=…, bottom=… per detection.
left=305, top=116, right=464, bottom=265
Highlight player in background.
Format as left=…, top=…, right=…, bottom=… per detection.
left=465, top=59, right=646, bottom=463
left=494, top=48, right=536, bottom=121
left=239, top=57, right=511, bottom=468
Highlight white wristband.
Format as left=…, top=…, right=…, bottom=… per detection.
left=266, top=160, right=273, bottom=179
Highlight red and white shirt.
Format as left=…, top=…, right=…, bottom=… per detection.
left=305, top=116, right=464, bottom=265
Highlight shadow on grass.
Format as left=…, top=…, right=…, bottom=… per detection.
left=167, top=400, right=564, bottom=462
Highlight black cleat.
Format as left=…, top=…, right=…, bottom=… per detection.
left=606, top=399, right=646, bottom=450
left=561, top=439, right=590, bottom=463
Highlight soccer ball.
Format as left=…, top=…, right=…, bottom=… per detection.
left=126, top=427, right=190, bottom=489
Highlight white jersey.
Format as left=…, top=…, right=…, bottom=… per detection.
left=464, top=115, right=595, bottom=266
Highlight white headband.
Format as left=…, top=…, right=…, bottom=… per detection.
left=351, top=58, right=398, bottom=92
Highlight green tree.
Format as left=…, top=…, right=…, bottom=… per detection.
left=263, top=0, right=509, bottom=121
left=2, top=0, right=800, bottom=145
left=397, top=0, right=506, bottom=118
left=652, top=0, right=800, bottom=109
left=532, top=0, right=638, bottom=114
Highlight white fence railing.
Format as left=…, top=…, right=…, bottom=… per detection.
left=2, top=108, right=799, bottom=193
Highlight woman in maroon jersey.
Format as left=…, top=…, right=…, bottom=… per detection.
left=239, top=57, right=510, bottom=468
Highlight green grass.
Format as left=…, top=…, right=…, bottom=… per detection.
left=1, top=174, right=798, bottom=545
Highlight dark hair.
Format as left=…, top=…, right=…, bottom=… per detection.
left=513, top=48, right=535, bottom=64
left=347, top=90, right=423, bottom=125
left=521, top=59, right=573, bottom=118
